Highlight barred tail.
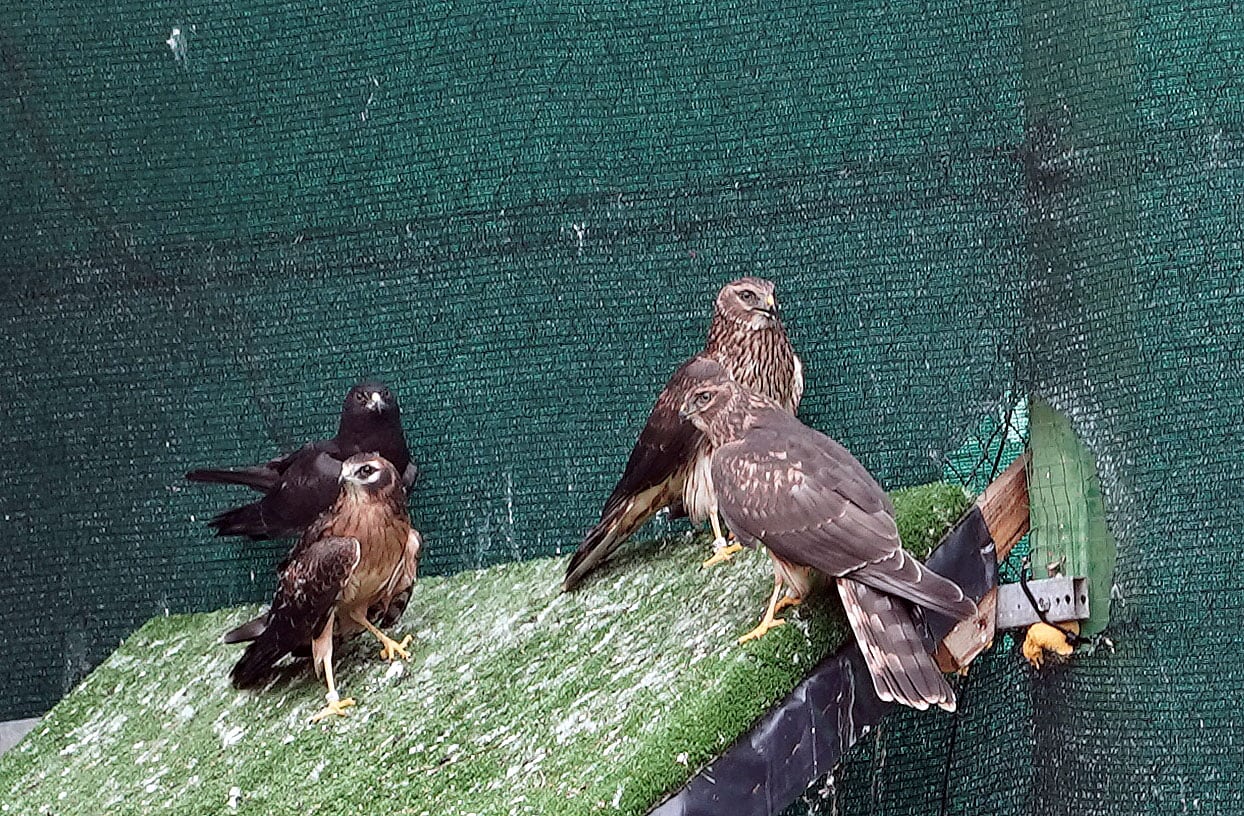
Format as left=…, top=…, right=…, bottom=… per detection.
left=838, top=578, right=957, bottom=712
left=851, top=548, right=977, bottom=621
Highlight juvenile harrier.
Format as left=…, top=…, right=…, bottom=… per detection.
left=563, top=278, right=802, bottom=590
left=679, top=371, right=977, bottom=711
left=224, top=453, right=422, bottom=722
left=187, top=380, right=418, bottom=540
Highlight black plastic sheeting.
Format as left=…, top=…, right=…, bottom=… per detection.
left=650, top=508, right=999, bottom=816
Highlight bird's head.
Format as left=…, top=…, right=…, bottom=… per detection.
left=715, top=277, right=780, bottom=329
left=346, top=380, right=396, bottom=415
left=339, top=453, right=398, bottom=496
left=341, top=380, right=399, bottom=425
left=678, top=363, right=739, bottom=435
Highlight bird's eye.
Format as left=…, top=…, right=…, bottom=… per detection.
left=740, top=290, right=757, bottom=303
left=695, top=391, right=712, bottom=406
left=357, top=465, right=375, bottom=479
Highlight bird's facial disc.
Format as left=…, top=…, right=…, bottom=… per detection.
left=725, top=281, right=779, bottom=326
left=679, top=383, right=730, bottom=428
left=342, top=458, right=388, bottom=487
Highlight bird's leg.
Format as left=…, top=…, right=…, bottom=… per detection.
left=702, top=514, right=744, bottom=568
left=309, top=636, right=354, bottom=723
left=774, top=593, right=803, bottom=615
left=738, top=574, right=787, bottom=644
left=350, top=610, right=413, bottom=661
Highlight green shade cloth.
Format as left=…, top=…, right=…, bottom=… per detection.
left=2, top=0, right=1241, bottom=812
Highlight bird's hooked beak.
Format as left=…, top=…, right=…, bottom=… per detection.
left=678, top=406, right=691, bottom=421
left=366, top=391, right=387, bottom=413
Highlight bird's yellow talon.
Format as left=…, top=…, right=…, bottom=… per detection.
left=379, top=634, right=413, bottom=662
left=738, top=617, right=785, bottom=644
left=702, top=542, right=744, bottom=569
left=309, top=696, right=355, bottom=723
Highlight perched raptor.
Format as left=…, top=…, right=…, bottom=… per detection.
left=563, top=278, right=802, bottom=590
left=225, top=453, right=422, bottom=722
left=679, top=371, right=978, bottom=712
left=186, top=380, right=418, bottom=540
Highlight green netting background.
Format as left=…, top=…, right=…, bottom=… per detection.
left=1, top=0, right=1240, bottom=813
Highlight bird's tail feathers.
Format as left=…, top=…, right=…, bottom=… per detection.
left=838, top=578, right=956, bottom=712
left=207, top=503, right=274, bottom=541
left=185, top=466, right=278, bottom=492
left=222, top=614, right=268, bottom=644
left=230, top=635, right=287, bottom=689
left=562, top=512, right=630, bottom=592
left=852, top=549, right=977, bottom=621
left=563, top=486, right=666, bottom=591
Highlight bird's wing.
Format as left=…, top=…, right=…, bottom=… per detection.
left=713, top=412, right=972, bottom=619
left=789, top=353, right=805, bottom=414
left=563, top=357, right=706, bottom=590
left=261, top=442, right=323, bottom=475
left=210, top=450, right=343, bottom=542
left=837, top=577, right=956, bottom=711
left=229, top=536, right=359, bottom=688
left=189, top=443, right=326, bottom=492
left=261, top=451, right=344, bottom=533
left=599, top=359, right=705, bottom=518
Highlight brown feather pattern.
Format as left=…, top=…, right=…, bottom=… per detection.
left=226, top=454, right=421, bottom=687
left=563, top=277, right=803, bottom=590
left=683, top=374, right=976, bottom=711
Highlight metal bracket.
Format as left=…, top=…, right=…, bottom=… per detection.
left=996, top=576, right=1089, bottom=629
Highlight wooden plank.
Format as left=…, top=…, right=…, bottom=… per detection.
left=935, top=450, right=1031, bottom=671
left=978, top=449, right=1031, bottom=561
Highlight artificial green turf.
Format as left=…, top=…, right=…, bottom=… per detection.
left=0, top=483, right=969, bottom=816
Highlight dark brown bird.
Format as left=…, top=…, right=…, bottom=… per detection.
left=224, top=453, right=422, bottom=722
left=563, top=278, right=802, bottom=590
left=678, top=371, right=977, bottom=712
left=186, top=380, right=417, bottom=540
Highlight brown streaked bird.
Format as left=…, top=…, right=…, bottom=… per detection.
left=563, top=277, right=803, bottom=591
left=186, top=379, right=418, bottom=541
left=678, top=371, right=978, bottom=712
left=224, top=453, right=422, bottom=723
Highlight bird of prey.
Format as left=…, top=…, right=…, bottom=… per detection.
left=563, top=277, right=802, bottom=590
left=678, top=370, right=978, bottom=712
left=224, top=453, right=422, bottom=722
left=186, top=380, right=418, bottom=540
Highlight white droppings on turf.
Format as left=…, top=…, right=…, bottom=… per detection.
left=213, top=710, right=245, bottom=749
